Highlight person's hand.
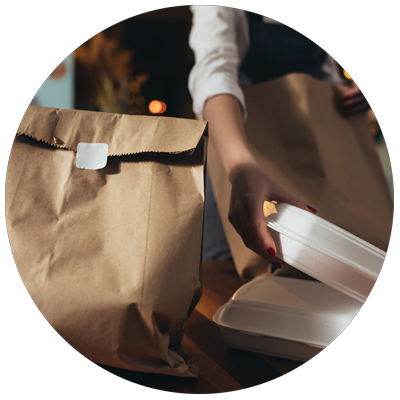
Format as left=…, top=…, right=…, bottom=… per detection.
left=342, top=82, right=370, bottom=116
left=228, top=161, right=317, bottom=268
left=203, top=93, right=317, bottom=267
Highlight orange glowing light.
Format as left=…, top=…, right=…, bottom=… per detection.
left=149, top=100, right=167, bottom=114
left=343, top=70, right=352, bottom=81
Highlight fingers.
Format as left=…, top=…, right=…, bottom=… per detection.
left=343, top=100, right=370, bottom=116
left=246, top=198, right=279, bottom=262
left=343, top=95, right=366, bottom=108
left=229, top=196, right=282, bottom=267
left=227, top=162, right=317, bottom=266
left=228, top=206, right=246, bottom=244
left=342, top=83, right=370, bottom=116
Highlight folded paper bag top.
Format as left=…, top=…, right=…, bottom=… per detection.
left=17, top=105, right=205, bottom=155
left=6, top=106, right=208, bottom=377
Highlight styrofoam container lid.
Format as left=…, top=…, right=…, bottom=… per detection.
left=213, top=276, right=363, bottom=349
left=265, top=204, right=386, bottom=302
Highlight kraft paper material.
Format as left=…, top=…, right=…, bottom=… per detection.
left=6, top=106, right=208, bottom=377
left=208, top=73, right=393, bottom=280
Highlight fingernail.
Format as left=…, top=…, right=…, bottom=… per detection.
left=273, top=262, right=282, bottom=269
left=307, top=206, right=317, bottom=213
left=268, top=247, right=276, bottom=257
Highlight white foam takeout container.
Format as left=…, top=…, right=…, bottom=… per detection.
left=266, top=204, right=386, bottom=302
left=213, top=204, right=387, bottom=361
left=213, top=276, right=363, bottom=362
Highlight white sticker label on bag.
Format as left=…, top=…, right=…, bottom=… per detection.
left=76, top=143, right=108, bottom=170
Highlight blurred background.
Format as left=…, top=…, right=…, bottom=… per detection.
left=31, top=5, right=393, bottom=198
left=32, top=6, right=194, bottom=119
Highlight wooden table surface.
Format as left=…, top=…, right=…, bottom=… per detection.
left=0, top=261, right=310, bottom=394
left=4, top=226, right=400, bottom=394
left=100, top=260, right=303, bottom=393
left=0, top=261, right=400, bottom=394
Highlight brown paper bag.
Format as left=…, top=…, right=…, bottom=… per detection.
left=208, top=73, right=393, bottom=280
left=6, top=106, right=208, bottom=377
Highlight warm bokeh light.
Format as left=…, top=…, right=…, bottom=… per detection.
left=149, top=100, right=167, bottom=114
left=343, top=70, right=352, bottom=81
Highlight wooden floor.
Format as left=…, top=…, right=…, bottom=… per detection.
left=100, top=260, right=303, bottom=393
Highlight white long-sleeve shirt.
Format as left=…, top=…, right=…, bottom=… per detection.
left=188, top=6, right=343, bottom=120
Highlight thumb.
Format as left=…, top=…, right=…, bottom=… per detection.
left=246, top=200, right=283, bottom=268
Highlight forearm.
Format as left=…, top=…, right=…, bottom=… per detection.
left=203, top=94, right=314, bottom=263
left=203, top=94, right=257, bottom=182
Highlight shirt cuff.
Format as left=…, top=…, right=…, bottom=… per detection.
left=191, top=74, right=247, bottom=121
